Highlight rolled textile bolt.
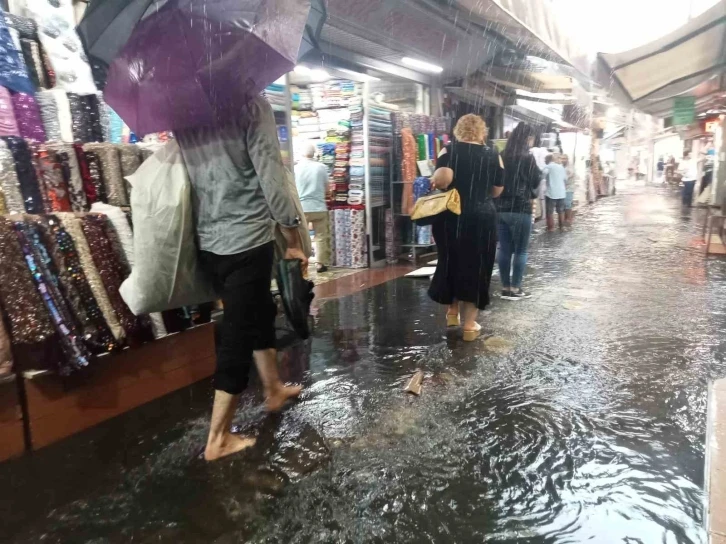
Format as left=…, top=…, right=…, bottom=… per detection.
left=405, top=370, right=424, bottom=396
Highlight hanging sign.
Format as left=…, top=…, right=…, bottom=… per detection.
left=673, top=96, right=696, bottom=126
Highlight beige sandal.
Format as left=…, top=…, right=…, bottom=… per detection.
left=446, top=313, right=460, bottom=327
left=462, top=322, right=482, bottom=342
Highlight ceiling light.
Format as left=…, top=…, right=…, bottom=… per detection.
left=337, top=68, right=381, bottom=82
left=294, top=65, right=312, bottom=75
left=310, top=69, right=330, bottom=81
left=401, top=57, right=443, bottom=73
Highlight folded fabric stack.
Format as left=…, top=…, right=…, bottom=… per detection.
left=367, top=107, right=392, bottom=208
left=291, top=86, right=312, bottom=111
left=333, top=141, right=350, bottom=203
left=348, top=106, right=364, bottom=206
left=263, top=83, right=286, bottom=113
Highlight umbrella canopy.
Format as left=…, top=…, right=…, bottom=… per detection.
left=77, top=0, right=160, bottom=88
left=103, top=0, right=312, bottom=134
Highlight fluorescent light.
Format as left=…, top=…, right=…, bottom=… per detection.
left=310, top=69, right=330, bottom=81
left=401, top=57, right=443, bottom=73
left=336, top=68, right=380, bottom=82
left=294, top=65, right=312, bottom=75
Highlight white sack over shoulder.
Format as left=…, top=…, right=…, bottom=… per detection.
left=119, top=140, right=215, bottom=314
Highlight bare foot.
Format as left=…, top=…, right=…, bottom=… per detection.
left=265, top=384, right=303, bottom=413
left=204, top=433, right=256, bottom=462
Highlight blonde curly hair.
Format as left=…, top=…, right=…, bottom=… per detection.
left=453, top=114, right=488, bottom=143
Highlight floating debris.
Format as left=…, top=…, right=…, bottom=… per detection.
left=405, top=370, right=424, bottom=396
left=562, top=300, right=584, bottom=310
left=483, top=336, right=512, bottom=354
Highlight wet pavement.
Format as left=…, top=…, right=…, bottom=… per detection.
left=2, top=182, right=726, bottom=543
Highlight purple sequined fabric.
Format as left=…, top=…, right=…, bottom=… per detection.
left=11, top=91, right=46, bottom=142
left=0, top=217, right=54, bottom=345
left=0, top=86, right=19, bottom=137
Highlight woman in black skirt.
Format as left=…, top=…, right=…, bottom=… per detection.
left=428, top=114, right=504, bottom=341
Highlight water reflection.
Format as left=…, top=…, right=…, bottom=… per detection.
left=1, top=187, right=719, bottom=543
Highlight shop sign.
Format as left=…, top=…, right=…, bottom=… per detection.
left=673, top=96, right=696, bottom=126
left=705, top=119, right=720, bottom=133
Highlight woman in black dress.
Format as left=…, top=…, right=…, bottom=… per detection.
left=428, top=114, right=504, bottom=341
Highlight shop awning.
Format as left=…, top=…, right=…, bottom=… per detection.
left=597, top=0, right=726, bottom=117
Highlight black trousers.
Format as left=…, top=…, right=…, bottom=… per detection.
left=198, top=242, right=276, bottom=395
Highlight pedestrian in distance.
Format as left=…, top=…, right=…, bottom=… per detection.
left=295, top=143, right=331, bottom=274
left=429, top=114, right=504, bottom=341
left=543, top=154, right=568, bottom=231
left=496, top=122, right=541, bottom=301
left=176, top=96, right=305, bottom=462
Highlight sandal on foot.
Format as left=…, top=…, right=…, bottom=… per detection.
left=446, top=313, right=460, bottom=327
left=462, top=323, right=482, bottom=342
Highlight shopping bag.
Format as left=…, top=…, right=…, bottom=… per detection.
left=276, top=258, right=314, bottom=340
left=119, top=140, right=215, bottom=314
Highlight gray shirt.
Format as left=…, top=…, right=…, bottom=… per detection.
left=294, top=158, right=329, bottom=213
left=176, top=97, right=299, bottom=255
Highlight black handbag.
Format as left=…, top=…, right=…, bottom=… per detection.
left=276, top=259, right=315, bottom=340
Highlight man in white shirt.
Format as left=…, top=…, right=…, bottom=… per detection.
left=543, top=154, right=568, bottom=231
left=295, top=144, right=331, bottom=272
left=678, top=152, right=698, bottom=207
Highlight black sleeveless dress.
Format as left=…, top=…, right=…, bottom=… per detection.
left=428, top=142, right=504, bottom=310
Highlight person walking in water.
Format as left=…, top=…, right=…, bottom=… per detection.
left=428, top=114, right=504, bottom=341
left=497, top=122, right=541, bottom=300
left=295, top=143, right=331, bottom=273
left=176, top=96, right=305, bottom=461
left=543, top=154, right=568, bottom=231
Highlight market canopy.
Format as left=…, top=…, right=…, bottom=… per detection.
left=597, top=0, right=726, bottom=118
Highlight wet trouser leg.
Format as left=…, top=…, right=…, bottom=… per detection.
left=199, top=242, right=276, bottom=395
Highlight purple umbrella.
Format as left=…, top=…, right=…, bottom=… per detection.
left=104, top=0, right=311, bottom=135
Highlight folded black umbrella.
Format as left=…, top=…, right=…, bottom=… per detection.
left=276, top=259, right=315, bottom=340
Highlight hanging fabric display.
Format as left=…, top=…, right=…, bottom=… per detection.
left=83, top=142, right=126, bottom=206
left=35, top=215, right=117, bottom=355
left=47, top=142, right=87, bottom=211
left=2, top=136, right=44, bottom=213
left=0, top=87, right=19, bottom=137
left=0, top=140, right=24, bottom=213
left=350, top=208, right=367, bottom=268
left=26, top=0, right=97, bottom=96
left=35, top=89, right=61, bottom=141
left=32, top=144, right=72, bottom=212
left=14, top=219, right=92, bottom=375
left=0, top=217, right=54, bottom=345
left=57, top=213, right=124, bottom=342
left=0, top=11, right=34, bottom=95
left=401, top=128, right=417, bottom=215
left=11, top=91, right=46, bottom=142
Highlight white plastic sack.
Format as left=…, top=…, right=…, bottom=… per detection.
left=119, top=140, right=215, bottom=315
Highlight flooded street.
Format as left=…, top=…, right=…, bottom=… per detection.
left=2, top=183, right=724, bottom=543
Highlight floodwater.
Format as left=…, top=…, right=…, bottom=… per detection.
left=2, top=183, right=723, bottom=543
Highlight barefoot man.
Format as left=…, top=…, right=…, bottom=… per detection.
left=177, top=96, right=305, bottom=461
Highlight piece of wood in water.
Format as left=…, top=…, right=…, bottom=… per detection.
left=405, top=370, right=424, bottom=396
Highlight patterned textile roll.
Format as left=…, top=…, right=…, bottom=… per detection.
left=67, top=92, right=91, bottom=142
left=81, top=214, right=147, bottom=342
left=56, top=212, right=124, bottom=342
left=0, top=12, right=34, bottom=95
left=2, top=136, right=44, bottom=213
left=0, top=140, right=24, bottom=213
left=83, top=143, right=126, bottom=206
left=118, top=144, right=140, bottom=200
left=385, top=208, right=398, bottom=265
left=47, top=88, right=73, bottom=142
left=11, top=91, right=46, bottom=142
left=4, top=14, right=38, bottom=41
left=13, top=219, right=91, bottom=375
left=86, top=94, right=104, bottom=143
left=0, top=308, right=12, bottom=376
left=35, top=89, right=61, bottom=141
left=35, top=215, right=117, bottom=354
left=31, top=144, right=71, bottom=212
left=18, top=38, right=46, bottom=90
left=328, top=209, right=336, bottom=267
left=0, top=185, right=5, bottom=214
left=334, top=208, right=350, bottom=267
left=47, top=142, right=86, bottom=211
left=0, top=217, right=54, bottom=345
left=401, top=129, right=417, bottom=215
left=350, top=208, right=367, bottom=268
left=0, top=86, right=19, bottom=137
left=82, top=149, right=107, bottom=204
left=96, top=92, right=111, bottom=143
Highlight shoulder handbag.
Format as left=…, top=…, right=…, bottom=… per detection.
left=410, top=188, right=461, bottom=225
